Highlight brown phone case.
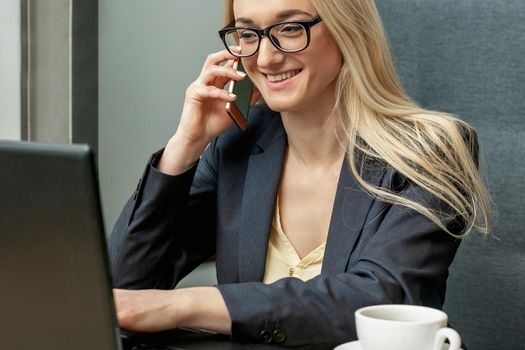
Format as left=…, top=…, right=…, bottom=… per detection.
left=225, top=60, right=251, bottom=131
left=225, top=98, right=247, bottom=131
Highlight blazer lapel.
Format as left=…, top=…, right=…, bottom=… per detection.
left=237, top=111, right=387, bottom=281
left=322, top=159, right=386, bottom=275
left=238, top=115, right=286, bottom=282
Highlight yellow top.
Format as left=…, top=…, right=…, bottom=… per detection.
left=263, top=198, right=326, bottom=284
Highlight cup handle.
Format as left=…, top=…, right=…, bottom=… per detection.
left=432, top=327, right=462, bottom=350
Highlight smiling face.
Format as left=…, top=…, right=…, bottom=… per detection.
left=233, top=0, right=343, bottom=114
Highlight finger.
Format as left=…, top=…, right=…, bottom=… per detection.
left=223, top=59, right=236, bottom=69
left=230, top=45, right=242, bottom=56
left=200, top=65, right=246, bottom=85
left=202, top=49, right=238, bottom=70
left=188, top=85, right=238, bottom=103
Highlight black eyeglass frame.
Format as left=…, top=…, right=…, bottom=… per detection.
left=218, top=16, right=322, bottom=58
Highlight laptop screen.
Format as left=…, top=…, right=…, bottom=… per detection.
left=0, top=141, right=121, bottom=350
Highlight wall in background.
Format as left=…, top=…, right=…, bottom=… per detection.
left=0, top=0, right=21, bottom=140
left=99, top=1, right=225, bottom=285
left=99, top=1, right=224, bottom=233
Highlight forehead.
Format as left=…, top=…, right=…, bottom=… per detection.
left=233, top=0, right=316, bottom=25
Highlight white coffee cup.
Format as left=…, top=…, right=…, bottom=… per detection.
left=355, top=304, right=461, bottom=350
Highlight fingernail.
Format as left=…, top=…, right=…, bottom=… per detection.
left=236, top=71, right=246, bottom=77
left=229, top=93, right=237, bottom=99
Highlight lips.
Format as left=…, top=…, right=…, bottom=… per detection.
left=266, top=69, right=302, bottom=82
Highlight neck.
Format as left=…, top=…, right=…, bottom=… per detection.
left=280, top=100, right=345, bottom=169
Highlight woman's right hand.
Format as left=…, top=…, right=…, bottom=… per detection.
left=157, top=50, right=248, bottom=175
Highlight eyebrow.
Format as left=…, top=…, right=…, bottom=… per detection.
left=235, top=9, right=314, bottom=25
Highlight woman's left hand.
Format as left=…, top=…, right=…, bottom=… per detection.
left=113, top=288, right=186, bottom=332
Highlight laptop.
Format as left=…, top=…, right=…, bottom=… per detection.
left=0, top=140, right=236, bottom=350
left=0, top=140, right=126, bottom=349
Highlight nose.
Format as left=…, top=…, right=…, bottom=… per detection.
left=256, top=36, right=285, bottom=68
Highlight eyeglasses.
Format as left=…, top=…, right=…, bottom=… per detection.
left=218, top=16, right=322, bottom=58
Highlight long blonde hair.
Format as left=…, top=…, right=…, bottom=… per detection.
left=224, top=0, right=491, bottom=237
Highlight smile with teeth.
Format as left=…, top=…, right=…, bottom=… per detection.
left=266, top=69, right=301, bottom=82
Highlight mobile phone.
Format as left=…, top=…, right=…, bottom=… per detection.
left=225, top=59, right=253, bottom=131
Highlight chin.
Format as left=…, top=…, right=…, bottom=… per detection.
left=260, top=93, right=302, bottom=113
left=262, top=100, right=295, bottom=113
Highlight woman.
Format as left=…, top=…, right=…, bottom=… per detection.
left=109, top=0, right=491, bottom=347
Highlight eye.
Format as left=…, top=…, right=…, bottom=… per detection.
left=278, top=24, right=305, bottom=36
left=238, top=30, right=258, bottom=42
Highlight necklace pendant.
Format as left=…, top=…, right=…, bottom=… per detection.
left=289, top=267, right=294, bottom=277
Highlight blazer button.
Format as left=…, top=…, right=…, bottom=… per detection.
left=273, top=329, right=287, bottom=344
left=259, top=330, right=273, bottom=344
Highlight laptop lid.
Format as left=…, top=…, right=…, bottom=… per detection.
left=0, top=140, right=121, bottom=350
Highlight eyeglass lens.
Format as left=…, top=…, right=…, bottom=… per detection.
left=224, top=23, right=308, bottom=56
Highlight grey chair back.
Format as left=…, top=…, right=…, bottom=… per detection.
left=376, top=1, right=525, bottom=349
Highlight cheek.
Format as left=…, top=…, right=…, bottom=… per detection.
left=321, top=44, right=343, bottom=76
left=307, top=48, right=342, bottom=88
left=241, top=58, right=258, bottom=79
left=311, top=31, right=343, bottom=76
left=317, top=45, right=343, bottom=82
left=298, top=30, right=339, bottom=73
left=241, top=59, right=265, bottom=93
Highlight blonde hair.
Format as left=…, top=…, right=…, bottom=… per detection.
left=224, top=0, right=491, bottom=237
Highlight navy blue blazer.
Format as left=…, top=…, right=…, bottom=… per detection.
left=108, top=105, right=462, bottom=347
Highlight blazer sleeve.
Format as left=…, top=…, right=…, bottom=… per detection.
left=217, top=176, right=462, bottom=347
left=108, top=141, right=219, bottom=289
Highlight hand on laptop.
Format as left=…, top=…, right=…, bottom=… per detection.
left=113, top=287, right=231, bottom=334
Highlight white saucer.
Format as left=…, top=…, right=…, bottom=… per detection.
left=334, top=340, right=463, bottom=350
